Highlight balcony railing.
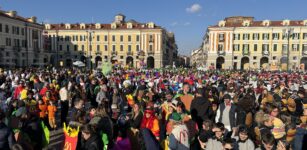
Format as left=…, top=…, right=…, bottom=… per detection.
left=111, top=51, right=117, bottom=55
left=217, top=50, right=225, bottom=56
left=262, top=50, right=269, bottom=56
left=13, top=46, right=21, bottom=51
left=242, top=49, right=249, bottom=56
left=127, top=51, right=133, bottom=55
left=147, top=51, right=155, bottom=55
left=303, top=49, right=307, bottom=56
left=96, top=51, right=101, bottom=55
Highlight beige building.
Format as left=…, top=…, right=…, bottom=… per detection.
left=203, top=16, right=307, bottom=71
left=190, top=48, right=206, bottom=67
left=43, top=14, right=177, bottom=69
left=0, top=9, right=49, bottom=68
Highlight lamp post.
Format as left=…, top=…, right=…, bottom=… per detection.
left=87, top=30, right=95, bottom=70
left=283, top=28, right=294, bottom=71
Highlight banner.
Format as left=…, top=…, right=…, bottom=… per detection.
left=102, top=62, right=112, bottom=75
left=63, top=123, right=79, bottom=150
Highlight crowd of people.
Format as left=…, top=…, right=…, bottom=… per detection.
left=0, top=67, right=306, bottom=150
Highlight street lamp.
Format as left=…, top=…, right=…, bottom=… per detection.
left=283, top=28, right=294, bottom=71
left=87, top=30, right=95, bottom=70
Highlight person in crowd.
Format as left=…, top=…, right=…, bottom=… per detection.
left=168, top=112, right=189, bottom=150
left=80, top=124, right=103, bottom=150
left=47, top=100, right=57, bottom=130
left=216, top=94, right=237, bottom=131
left=190, top=88, right=210, bottom=129
left=0, top=109, right=14, bottom=149
left=59, top=82, right=69, bottom=126
left=232, top=125, right=255, bottom=150
left=141, top=106, right=160, bottom=140
left=206, top=122, right=226, bottom=150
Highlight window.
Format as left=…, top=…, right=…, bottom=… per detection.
left=273, top=56, right=276, bottom=60
left=253, top=56, right=257, bottom=60
left=262, top=44, right=269, bottom=51
left=16, top=27, right=19, bottom=35
left=59, top=45, right=62, bottom=51
left=89, top=45, right=92, bottom=51
left=292, top=33, right=299, bottom=40
left=253, top=33, right=259, bottom=40
left=104, top=35, right=108, bottom=41
left=128, top=45, right=132, bottom=51
left=104, top=45, right=108, bottom=51
left=80, top=35, right=83, bottom=41
left=273, top=44, right=278, bottom=51
left=233, top=34, right=240, bottom=40
left=262, top=33, right=269, bottom=40
left=273, top=33, right=279, bottom=40
left=234, top=56, right=237, bottom=60
left=112, top=45, right=116, bottom=51
left=219, top=34, right=224, bottom=42
left=149, top=45, right=153, bottom=51
left=97, top=35, right=100, bottom=41
left=74, top=45, right=78, bottom=51
left=82, top=45, right=84, bottom=51
left=149, top=35, right=153, bottom=42
left=21, top=28, right=24, bottom=35
left=293, top=56, right=297, bottom=60
left=303, top=44, right=307, bottom=51
left=233, top=44, right=240, bottom=51
left=5, top=25, right=9, bottom=33
left=6, top=52, right=9, bottom=57
left=120, top=35, right=123, bottom=42
left=12, top=26, right=15, bottom=34
left=136, top=35, right=140, bottom=42
left=112, top=35, right=116, bottom=42
left=292, top=44, right=299, bottom=51
left=218, top=44, right=224, bottom=51
left=72, top=36, right=75, bottom=41
left=5, top=38, right=11, bottom=46
left=243, top=33, right=249, bottom=40
left=254, top=44, right=257, bottom=51
left=104, top=56, right=108, bottom=59
left=97, top=45, right=100, bottom=51
left=65, top=36, right=69, bottom=41
left=128, top=35, right=131, bottom=42
left=282, top=44, right=288, bottom=51
left=120, top=56, right=123, bottom=59
left=76, top=35, right=78, bottom=41
left=0, top=24, right=2, bottom=32
left=136, top=45, right=140, bottom=51
left=67, top=45, right=70, bottom=51
left=243, top=44, right=249, bottom=51
left=22, top=40, right=26, bottom=48
left=120, top=45, right=123, bottom=51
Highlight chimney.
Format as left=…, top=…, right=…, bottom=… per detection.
left=6, top=10, right=17, bottom=18
left=28, top=16, right=37, bottom=23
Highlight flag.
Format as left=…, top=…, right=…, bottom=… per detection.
left=41, top=121, right=50, bottom=148
left=126, top=94, right=135, bottom=107
left=63, top=123, right=79, bottom=150
left=102, top=62, right=112, bottom=76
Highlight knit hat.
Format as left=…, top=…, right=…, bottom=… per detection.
left=271, top=118, right=286, bottom=139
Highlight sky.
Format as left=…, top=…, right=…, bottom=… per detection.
left=1, top=0, right=307, bottom=55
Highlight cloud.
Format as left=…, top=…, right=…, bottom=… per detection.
left=186, top=4, right=202, bottom=13
left=184, top=22, right=191, bottom=26
left=171, top=22, right=178, bottom=26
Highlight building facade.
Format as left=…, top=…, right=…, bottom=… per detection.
left=44, top=14, right=177, bottom=69
left=0, top=10, right=48, bottom=68
left=204, top=16, right=307, bottom=71
left=190, top=48, right=206, bottom=67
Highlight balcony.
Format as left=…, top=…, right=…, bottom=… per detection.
left=149, top=39, right=154, bottom=43
left=262, top=50, right=269, bottom=56
left=96, top=51, right=101, bottom=55
left=147, top=51, right=155, bottom=55
left=303, top=49, right=307, bottom=56
left=127, top=51, right=133, bottom=56
left=13, top=46, right=21, bottom=51
left=217, top=50, right=225, bottom=56
left=111, top=51, right=117, bottom=55
left=242, top=49, right=250, bottom=56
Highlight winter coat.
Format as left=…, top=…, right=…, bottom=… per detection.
left=130, top=112, right=143, bottom=129
left=81, top=134, right=103, bottom=150
left=216, top=102, right=237, bottom=130
left=0, top=122, right=14, bottom=150
left=190, top=96, right=210, bottom=125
